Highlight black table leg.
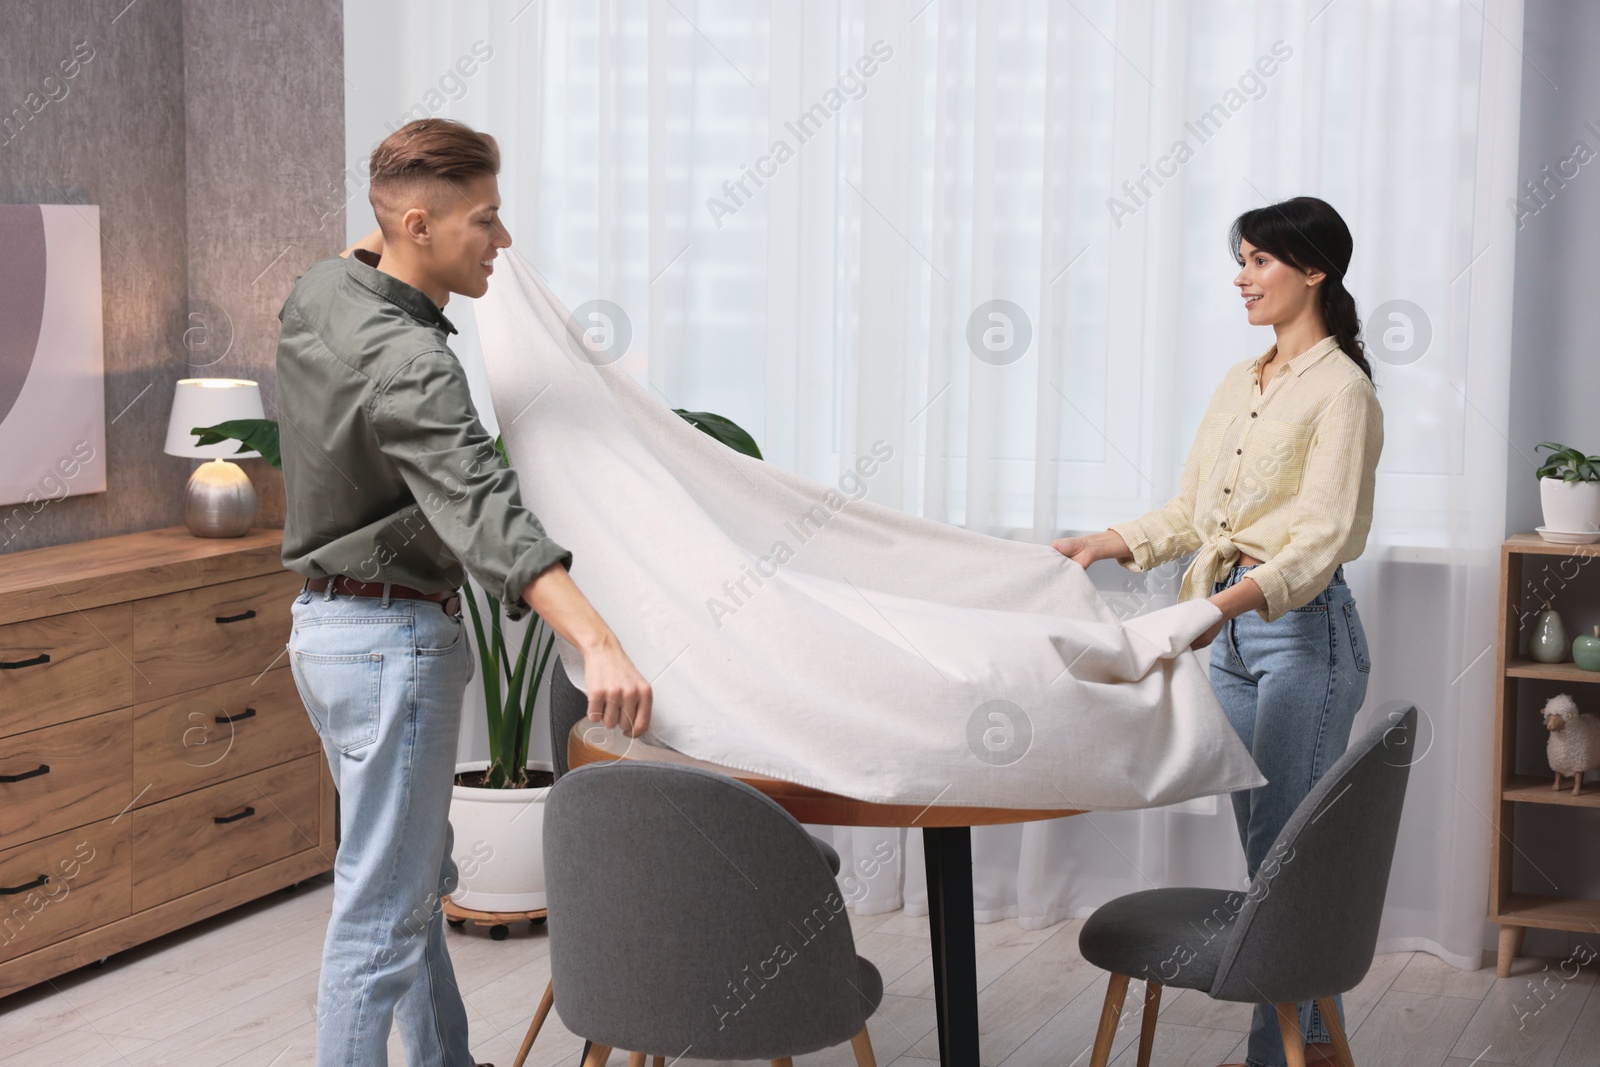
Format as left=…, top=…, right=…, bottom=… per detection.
left=923, top=825, right=979, bottom=1067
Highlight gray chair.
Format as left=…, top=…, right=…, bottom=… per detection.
left=1077, top=705, right=1417, bottom=1067
left=511, top=657, right=841, bottom=1067
left=543, top=759, right=883, bottom=1067
left=545, top=656, right=841, bottom=875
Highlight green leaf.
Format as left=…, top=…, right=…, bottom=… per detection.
left=1533, top=441, right=1600, bottom=482
left=191, top=419, right=281, bottom=470
left=674, top=409, right=763, bottom=460
left=519, top=628, right=555, bottom=778
left=500, top=617, right=539, bottom=779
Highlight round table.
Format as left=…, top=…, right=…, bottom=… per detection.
left=568, top=722, right=1084, bottom=1067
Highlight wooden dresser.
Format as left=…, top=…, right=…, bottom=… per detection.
left=0, top=526, right=334, bottom=999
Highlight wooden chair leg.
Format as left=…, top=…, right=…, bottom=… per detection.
left=1275, top=1003, right=1307, bottom=1067
left=771, top=1059, right=794, bottom=1067
left=1090, top=973, right=1130, bottom=1067
left=850, top=1026, right=878, bottom=1067
left=1316, top=997, right=1355, bottom=1067
left=511, top=979, right=556, bottom=1067
left=628, top=1054, right=645, bottom=1067
left=582, top=1043, right=613, bottom=1067
left=1136, top=981, right=1162, bottom=1067
left=653, top=1058, right=665, bottom=1067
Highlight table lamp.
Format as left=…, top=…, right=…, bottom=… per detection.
left=163, top=378, right=264, bottom=538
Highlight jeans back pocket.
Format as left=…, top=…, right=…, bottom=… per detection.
left=1342, top=599, right=1371, bottom=673
left=291, top=649, right=384, bottom=753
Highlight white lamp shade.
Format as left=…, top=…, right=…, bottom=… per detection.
left=163, top=378, right=267, bottom=459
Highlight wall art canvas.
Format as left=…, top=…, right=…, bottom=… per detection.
left=0, top=204, right=107, bottom=513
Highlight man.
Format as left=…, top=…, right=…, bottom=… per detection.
left=276, top=117, right=651, bottom=1067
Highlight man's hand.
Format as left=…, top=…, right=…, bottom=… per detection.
left=340, top=227, right=384, bottom=260
left=521, top=562, right=653, bottom=737
left=1050, top=529, right=1131, bottom=569
left=577, top=633, right=653, bottom=737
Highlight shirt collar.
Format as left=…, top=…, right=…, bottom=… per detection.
left=1252, top=334, right=1341, bottom=382
left=344, top=248, right=458, bottom=335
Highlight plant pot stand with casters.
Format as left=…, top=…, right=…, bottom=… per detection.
left=441, top=896, right=547, bottom=941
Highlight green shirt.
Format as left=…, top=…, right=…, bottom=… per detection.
left=274, top=249, right=570, bottom=621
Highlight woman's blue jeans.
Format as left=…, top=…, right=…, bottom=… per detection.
left=287, top=581, right=477, bottom=1067
left=1209, top=563, right=1371, bottom=1067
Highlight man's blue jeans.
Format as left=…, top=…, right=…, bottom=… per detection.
left=1209, top=563, right=1371, bottom=1067
left=287, top=581, right=477, bottom=1067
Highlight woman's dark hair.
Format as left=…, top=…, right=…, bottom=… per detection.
left=1228, top=196, right=1372, bottom=380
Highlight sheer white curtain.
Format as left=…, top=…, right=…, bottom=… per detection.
left=345, top=0, right=1524, bottom=967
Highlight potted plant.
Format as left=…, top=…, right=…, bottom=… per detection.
left=447, top=415, right=759, bottom=916
left=1535, top=441, right=1600, bottom=538
left=196, top=407, right=763, bottom=919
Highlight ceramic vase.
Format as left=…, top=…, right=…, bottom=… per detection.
left=1531, top=607, right=1569, bottom=664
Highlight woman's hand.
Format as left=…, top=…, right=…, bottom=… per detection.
left=1191, top=576, right=1267, bottom=651
left=1050, top=530, right=1131, bottom=569
left=1190, top=615, right=1226, bottom=651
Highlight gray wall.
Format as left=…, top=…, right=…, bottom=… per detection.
left=1505, top=0, right=1600, bottom=959
left=1508, top=0, right=1600, bottom=533
left=0, top=0, right=343, bottom=556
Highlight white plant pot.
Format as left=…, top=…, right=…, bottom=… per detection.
left=1540, top=477, right=1600, bottom=533
left=448, top=759, right=555, bottom=913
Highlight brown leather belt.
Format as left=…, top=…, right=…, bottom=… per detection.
left=303, top=575, right=461, bottom=618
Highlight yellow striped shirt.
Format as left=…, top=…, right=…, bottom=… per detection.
left=1108, top=335, right=1383, bottom=623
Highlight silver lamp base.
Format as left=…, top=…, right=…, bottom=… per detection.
left=184, top=458, right=257, bottom=538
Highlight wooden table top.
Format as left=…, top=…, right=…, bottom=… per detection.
left=567, top=722, right=1084, bottom=828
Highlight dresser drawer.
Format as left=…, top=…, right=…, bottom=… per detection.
left=131, top=754, right=321, bottom=911
left=0, top=709, right=132, bottom=851
left=0, top=818, right=132, bottom=964
left=0, top=604, right=132, bottom=738
left=133, top=668, right=319, bottom=805
left=131, top=571, right=301, bottom=701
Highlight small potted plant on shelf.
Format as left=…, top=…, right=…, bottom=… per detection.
left=1534, top=441, right=1600, bottom=544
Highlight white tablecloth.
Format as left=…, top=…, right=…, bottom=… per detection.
left=475, top=252, right=1265, bottom=810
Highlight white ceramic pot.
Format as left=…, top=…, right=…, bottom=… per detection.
left=448, top=760, right=555, bottom=912
left=1540, top=477, right=1600, bottom=533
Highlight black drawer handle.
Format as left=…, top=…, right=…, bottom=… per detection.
left=215, top=609, right=257, bottom=624
left=214, top=805, right=256, bottom=824
left=0, top=875, right=48, bottom=896
left=0, top=653, right=49, bottom=670
left=215, top=707, right=257, bottom=725
left=0, top=764, right=49, bottom=784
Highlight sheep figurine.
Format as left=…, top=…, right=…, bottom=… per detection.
left=1541, top=694, right=1600, bottom=796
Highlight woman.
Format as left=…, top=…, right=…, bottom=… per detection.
left=1053, top=196, right=1382, bottom=1067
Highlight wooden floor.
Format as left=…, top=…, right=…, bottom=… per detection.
left=0, top=871, right=1596, bottom=1066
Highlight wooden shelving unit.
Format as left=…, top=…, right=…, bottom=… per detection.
left=1491, top=533, right=1600, bottom=976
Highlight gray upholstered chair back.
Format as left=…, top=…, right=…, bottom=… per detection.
left=1209, top=705, right=1417, bottom=1004
left=547, top=655, right=587, bottom=780
left=543, top=760, right=871, bottom=1058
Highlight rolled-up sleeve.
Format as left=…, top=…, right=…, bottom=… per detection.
left=1244, top=379, right=1383, bottom=622
left=370, top=348, right=571, bottom=621
left=1109, top=414, right=1207, bottom=573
